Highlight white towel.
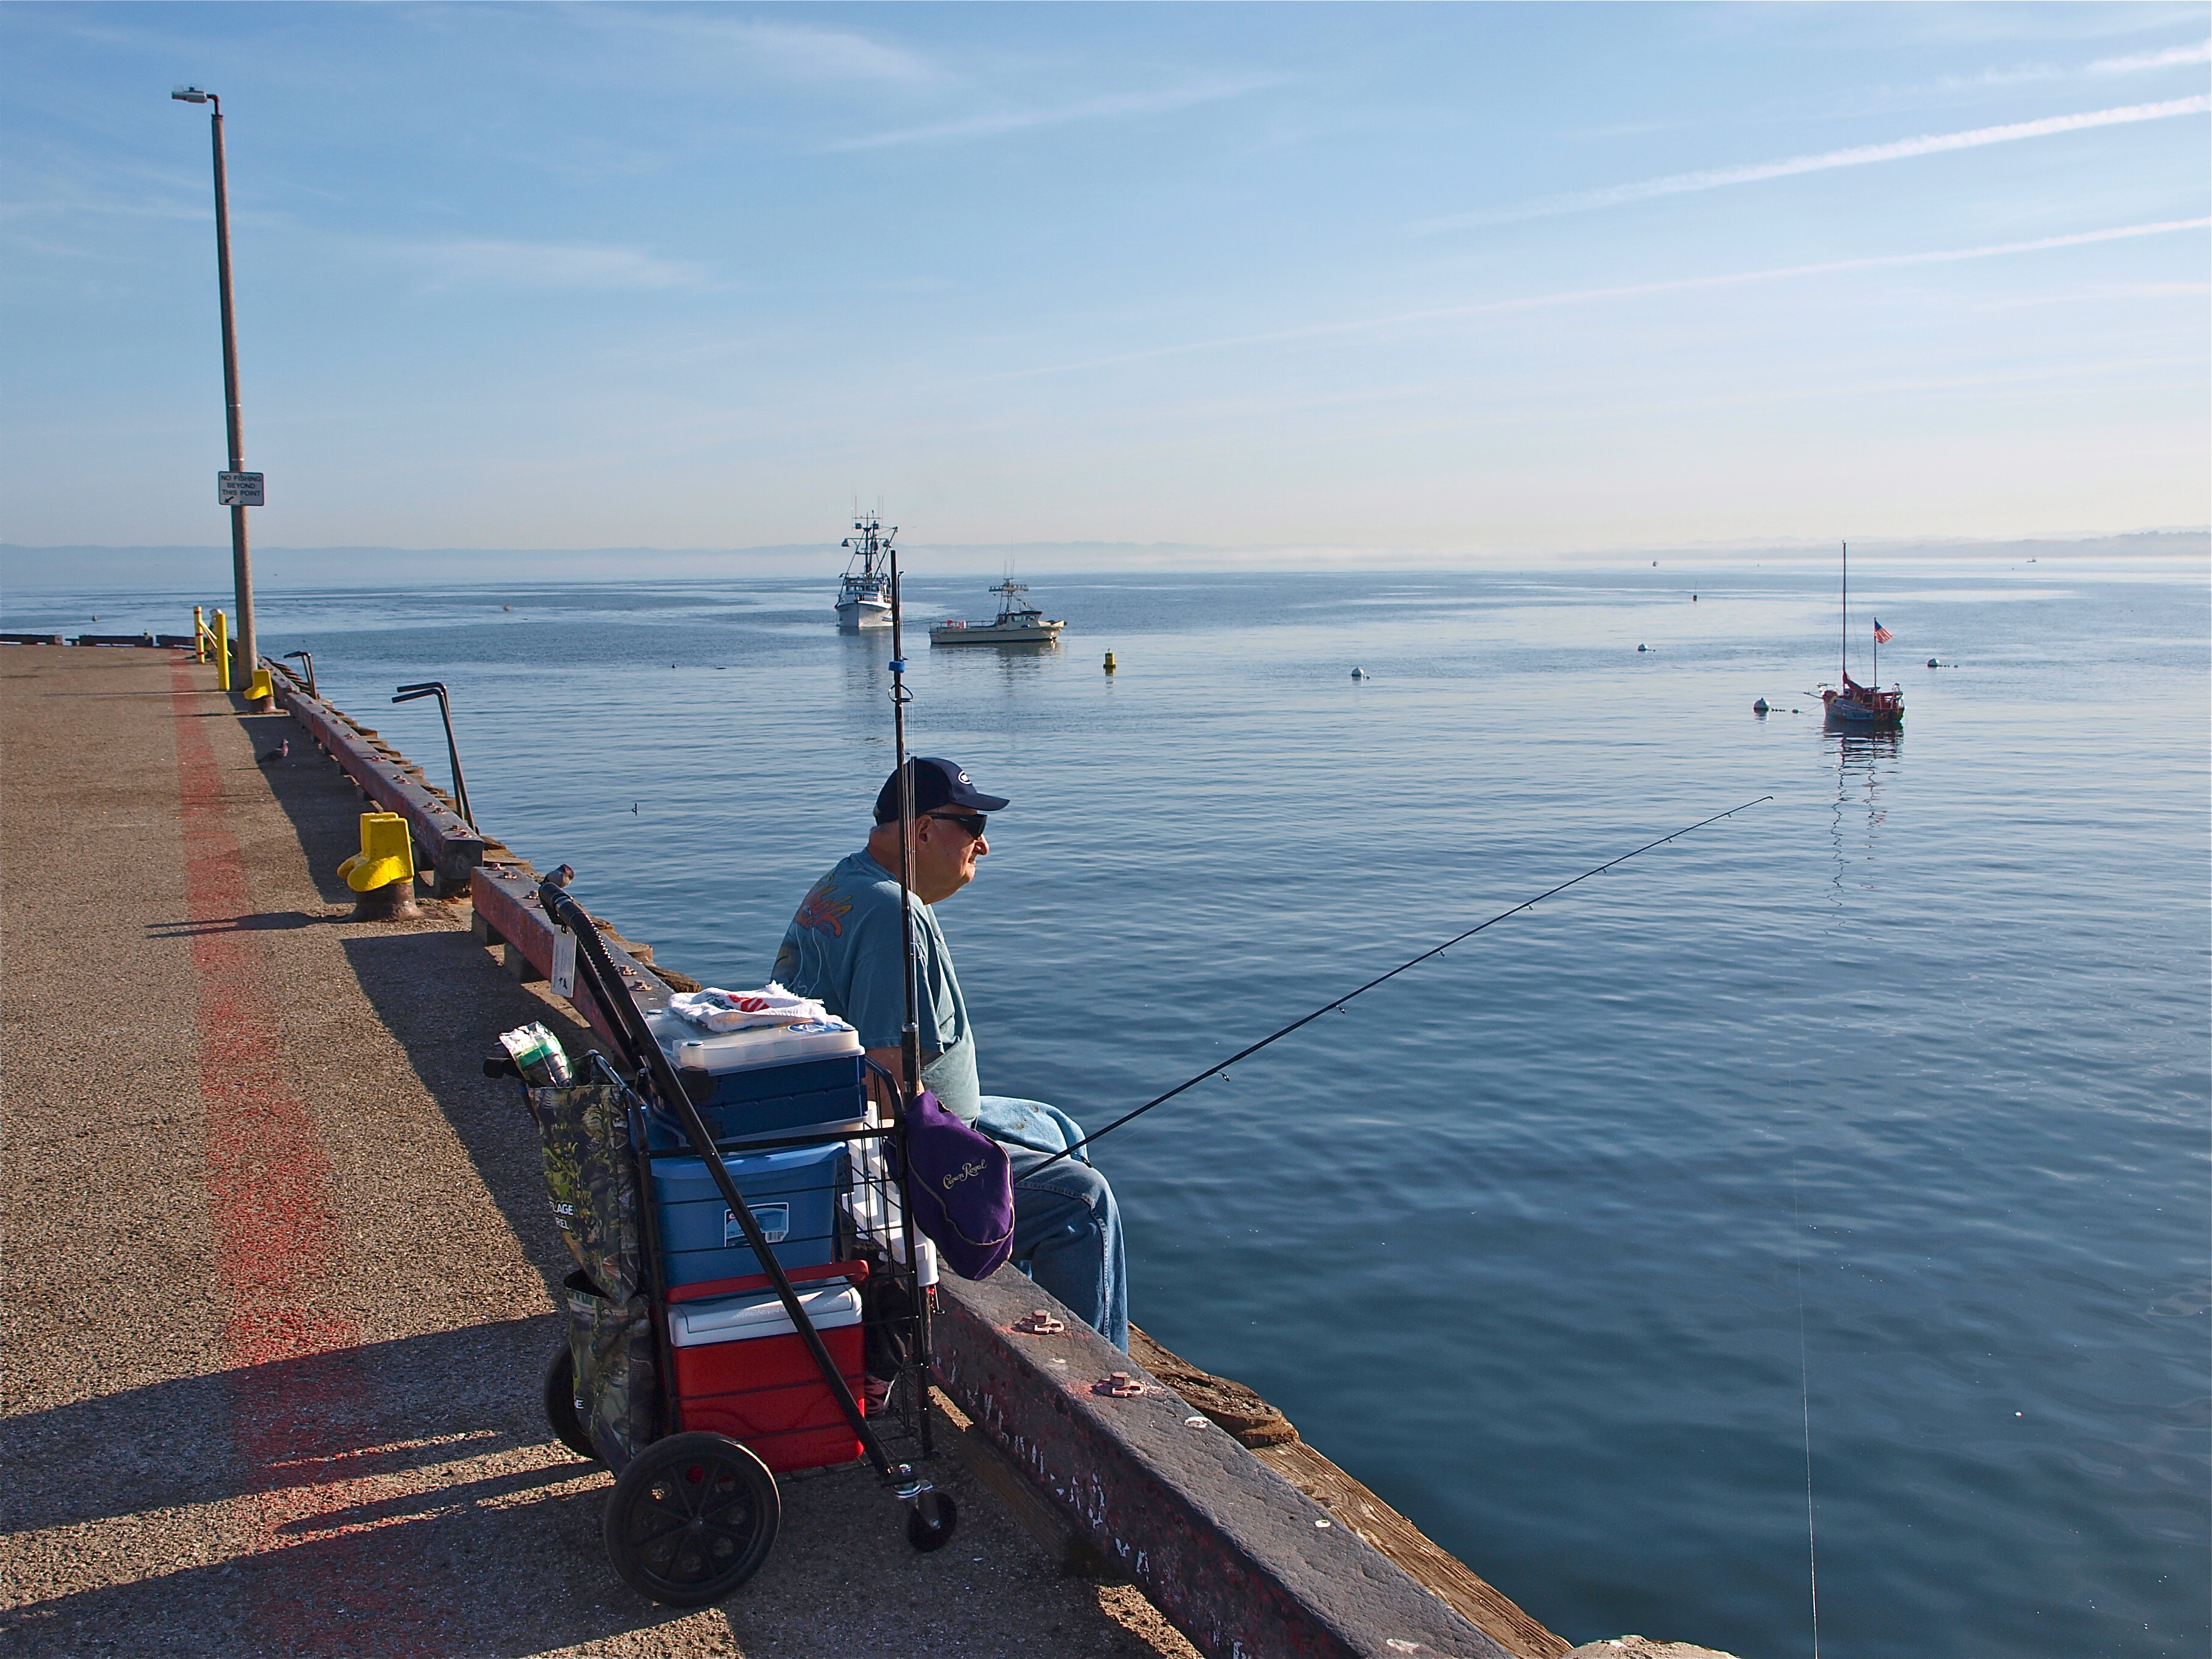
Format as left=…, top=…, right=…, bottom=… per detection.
left=668, top=984, right=830, bottom=1033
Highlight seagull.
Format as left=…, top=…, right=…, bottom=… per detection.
left=258, top=739, right=289, bottom=765
left=632, top=802, right=639, bottom=814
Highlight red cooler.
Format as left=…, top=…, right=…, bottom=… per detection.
left=668, top=1278, right=867, bottom=1472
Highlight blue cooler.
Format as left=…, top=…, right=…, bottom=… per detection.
left=649, top=1141, right=846, bottom=1287
left=643, top=1009, right=869, bottom=1148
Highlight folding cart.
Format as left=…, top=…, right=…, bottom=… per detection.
left=501, top=868, right=956, bottom=1606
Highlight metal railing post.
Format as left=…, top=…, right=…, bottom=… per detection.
left=392, top=682, right=475, bottom=830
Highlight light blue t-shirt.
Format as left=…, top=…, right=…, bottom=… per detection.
left=770, top=849, right=981, bottom=1124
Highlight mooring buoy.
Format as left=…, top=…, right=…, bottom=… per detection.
left=1753, top=697, right=1769, bottom=714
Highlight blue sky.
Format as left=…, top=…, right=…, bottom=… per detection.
left=2, top=2, right=2206, bottom=562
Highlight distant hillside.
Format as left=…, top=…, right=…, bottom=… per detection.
left=2, top=529, right=2202, bottom=595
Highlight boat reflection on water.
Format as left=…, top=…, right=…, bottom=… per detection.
left=1825, top=726, right=1898, bottom=905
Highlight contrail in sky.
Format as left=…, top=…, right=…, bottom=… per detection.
left=993, top=218, right=2211, bottom=381
left=1422, top=95, right=2212, bottom=229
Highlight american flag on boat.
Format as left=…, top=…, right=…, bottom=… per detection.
left=1872, top=618, right=1893, bottom=644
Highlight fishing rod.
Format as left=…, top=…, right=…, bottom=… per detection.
left=887, top=543, right=921, bottom=1115
left=1019, top=796, right=1773, bottom=1177
left=882, top=539, right=939, bottom=1443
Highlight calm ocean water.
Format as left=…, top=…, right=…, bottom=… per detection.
left=16, top=563, right=2207, bottom=1658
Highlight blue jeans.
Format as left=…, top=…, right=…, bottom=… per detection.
left=976, top=1097, right=1128, bottom=1352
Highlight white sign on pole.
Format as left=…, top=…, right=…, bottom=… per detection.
left=216, top=471, right=265, bottom=507
left=550, top=928, right=577, bottom=999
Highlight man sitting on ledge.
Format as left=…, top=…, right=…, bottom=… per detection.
left=771, top=757, right=1128, bottom=1351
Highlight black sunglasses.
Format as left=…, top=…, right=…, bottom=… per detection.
left=923, top=811, right=989, bottom=838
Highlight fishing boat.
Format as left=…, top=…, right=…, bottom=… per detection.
left=833, top=511, right=896, bottom=631
left=1818, top=540, right=1904, bottom=728
left=929, top=578, right=1065, bottom=647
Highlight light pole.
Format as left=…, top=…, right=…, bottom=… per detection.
left=172, top=85, right=258, bottom=695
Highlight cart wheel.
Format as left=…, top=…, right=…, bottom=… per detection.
left=905, top=1489, right=958, bottom=1553
left=605, top=1433, right=780, bottom=1606
left=543, top=1346, right=596, bottom=1461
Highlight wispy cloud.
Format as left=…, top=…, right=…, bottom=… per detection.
left=2090, top=39, right=2212, bottom=73
left=588, top=12, right=940, bottom=84
left=1423, top=95, right=2212, bottom=230
left=1922, top=36, right=2211, bottom=91
left=405, top=239, right=711, bottom=292
left=995, top=218, right=2212, bottom=381
left=829, top=76, right=1282, bottom=152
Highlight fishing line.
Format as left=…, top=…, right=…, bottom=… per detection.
left=1017, top=796, right=1772, bottom=1178
left=1791, top=1134, right=1823, bottom=1659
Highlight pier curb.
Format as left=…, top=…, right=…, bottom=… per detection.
left=931, top=1267, right=1518, bottom=1659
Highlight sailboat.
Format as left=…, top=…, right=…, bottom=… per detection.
left=1818, top=541, right=1904, bottom=728
left=833, top=511, right=896, bottom=631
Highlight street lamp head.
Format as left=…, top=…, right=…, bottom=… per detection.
left=172, top=85, right=210, bottom=104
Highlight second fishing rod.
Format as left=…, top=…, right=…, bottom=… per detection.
left=1017, top=796, right=1774, bottom=1179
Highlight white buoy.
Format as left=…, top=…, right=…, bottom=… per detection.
left=1926, top=658, right=1939, bottom=668
left=1637, top=643, right=1647, bottom=652
left=1351, top=666, right=1365, bottom=680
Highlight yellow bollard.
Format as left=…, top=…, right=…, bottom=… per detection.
left=193, top=606, right=206, bottom=663
left=246, top=666, right=273, bottom=705
left=339, top=813, right=413, bottom=890
left=337, top=813, right=420, bottom=919
left=215, top=610, right=230, bottom=691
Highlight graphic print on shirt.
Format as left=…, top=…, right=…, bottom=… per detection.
left=792, top=877, right=853, bottom=939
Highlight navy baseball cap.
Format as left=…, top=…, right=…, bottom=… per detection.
left=874, top=757, right=1010, bottom=823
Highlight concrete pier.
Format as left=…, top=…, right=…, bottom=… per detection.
left=4, top=642, right=1735, bottom=1659
left=0, top=645, right=1194, bottom=1657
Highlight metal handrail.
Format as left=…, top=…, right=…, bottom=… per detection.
left=391, top=681, right=475, bottom=830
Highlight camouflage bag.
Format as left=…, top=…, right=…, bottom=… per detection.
left=525, top=1081, right=643, bottom=1304
left=563, top=1269, right=660, bottom=1470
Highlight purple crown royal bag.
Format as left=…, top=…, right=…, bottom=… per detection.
left=896, top=1091, right=1014, bottom=1281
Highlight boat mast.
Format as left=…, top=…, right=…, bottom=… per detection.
left=1840, top=540, right=1848, bottom=685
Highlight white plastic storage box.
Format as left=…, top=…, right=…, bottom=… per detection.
left=642, top=1008, right=868, bottom=1147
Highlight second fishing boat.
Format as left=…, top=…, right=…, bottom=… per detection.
left=930, top=578, right=1066, bottom=647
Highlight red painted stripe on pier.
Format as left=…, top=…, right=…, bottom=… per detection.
left=170, top=668, right=424, bottom=1652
